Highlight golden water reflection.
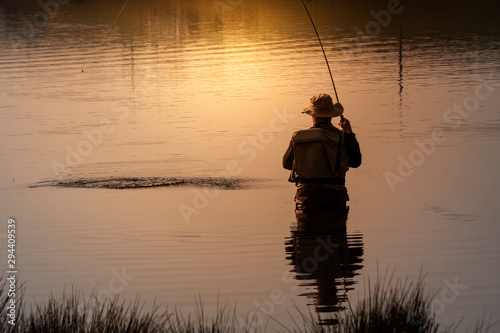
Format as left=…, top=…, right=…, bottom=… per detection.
left=285, top=206, right=364, bottom=326
left=1, top=0, right=500, bottom=328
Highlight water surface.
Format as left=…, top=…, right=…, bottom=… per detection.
left=1, top=0, right=500, bottom=330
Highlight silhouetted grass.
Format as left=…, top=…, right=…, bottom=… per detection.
left=341, top=271, right=440, bottom=333
left=0, top=276, right=495, bottom=333
left=279, top=270, right=496, bottom=333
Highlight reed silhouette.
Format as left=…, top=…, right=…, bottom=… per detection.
left=0, top=276, right=495, bottom=332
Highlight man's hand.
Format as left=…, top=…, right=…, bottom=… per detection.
left=339, top=117, right=354, bottom=134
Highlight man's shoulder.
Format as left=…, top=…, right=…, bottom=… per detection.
left=313, top=123, right=341, bottom=132
left=292, top=127, right=323, bottom=143
left=293, top=125, right=341, bottom=143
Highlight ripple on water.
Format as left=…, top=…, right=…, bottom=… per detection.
left=30, top=177, right=256, bottom=190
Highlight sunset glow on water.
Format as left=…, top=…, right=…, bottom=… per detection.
left=1, top=0, right=499, bottom=330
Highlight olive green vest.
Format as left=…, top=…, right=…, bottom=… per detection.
left=290, top=127, right=348, bottom=180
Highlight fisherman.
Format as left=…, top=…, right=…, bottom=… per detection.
left=283, top=93, right=361, bottom=211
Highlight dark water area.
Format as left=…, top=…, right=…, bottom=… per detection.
left=1, top=0, right=500, bottom=331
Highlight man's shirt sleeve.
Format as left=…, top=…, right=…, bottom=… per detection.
left=345, top=133, right=362, bottom=168
left=283, top=140, right=294, bottom=170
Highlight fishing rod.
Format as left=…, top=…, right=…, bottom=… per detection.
left=298, top=0, right=344, bottom=119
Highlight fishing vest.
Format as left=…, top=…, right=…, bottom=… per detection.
left=290, top=126, right=348, bottom=181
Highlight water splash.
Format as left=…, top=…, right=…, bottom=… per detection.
left=30, top=177, right=254, bottom=190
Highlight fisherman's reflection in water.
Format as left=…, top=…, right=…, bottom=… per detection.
left=285, top=193, right=364, bottom=326
left=282, top=94, right=363, bottom=325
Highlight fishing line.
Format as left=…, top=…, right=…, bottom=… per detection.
left=82, top=0, right=132, bottom=72
left=298, top=0, right=340, bottom=104
left=97, top=0, right=132, bottom=49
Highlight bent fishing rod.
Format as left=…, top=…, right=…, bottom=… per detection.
left=298, top=0, right=344, bottom=119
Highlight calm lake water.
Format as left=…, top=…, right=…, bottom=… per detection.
left=1, top=0, right=500, bottom=330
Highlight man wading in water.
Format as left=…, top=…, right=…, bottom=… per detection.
left=283, top=93, right=362, bottom=211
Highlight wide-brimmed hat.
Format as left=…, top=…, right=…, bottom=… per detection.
left=302, top=93, right=343, bottom=117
